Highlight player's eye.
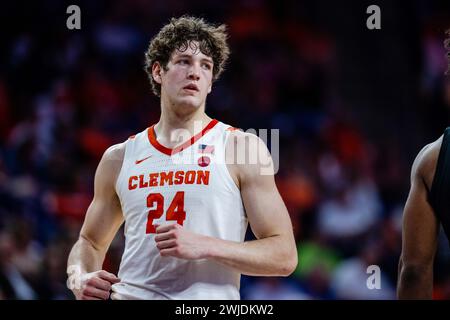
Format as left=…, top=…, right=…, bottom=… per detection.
left=178, top=59, right=189, bottom=65
left=202, top=63, right=212, bottom=70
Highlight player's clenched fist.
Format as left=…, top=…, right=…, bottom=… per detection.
left=154, top=224, right=211, bottom=260
left=72, top=270, right=120, bottom=300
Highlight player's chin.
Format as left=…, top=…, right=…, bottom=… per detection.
left=176, top=97, right=203, bottom=111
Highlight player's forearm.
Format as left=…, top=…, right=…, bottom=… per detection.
left=397, top=261, right=433, bottom=299
left=206, top=234, right=297, bottom=277
left=67, top=236, right=106, bottom=275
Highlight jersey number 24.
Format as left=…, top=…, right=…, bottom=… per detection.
left=146, top=191, right=186, bottom=234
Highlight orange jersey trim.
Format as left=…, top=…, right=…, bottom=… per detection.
left=226, top=127, right=240, bottom=132
left=147, top=119, right=219, bottom=156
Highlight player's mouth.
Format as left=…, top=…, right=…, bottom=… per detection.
left=182, top=83, right=199, bottom=93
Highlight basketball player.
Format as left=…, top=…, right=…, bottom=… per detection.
left=397, top=30, right=450, bottom=299
left=66, top=16, right=298, bottom=300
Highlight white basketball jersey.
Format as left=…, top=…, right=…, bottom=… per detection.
left=111, top=119, right=248, bottom=300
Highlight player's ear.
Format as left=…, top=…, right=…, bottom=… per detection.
left=152, top=62, right=163, bottom=84
left=207, top=82, right=212, bottom=94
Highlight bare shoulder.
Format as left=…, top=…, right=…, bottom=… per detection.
left=412, top=136, right=443, bottom=189
left=103, top=142, right=126, bottom=162
left=225, top=130, right=274, bottom=185
left=226, top=130, right=266, bottom=152
left=96, top=142, right=126, bottom=187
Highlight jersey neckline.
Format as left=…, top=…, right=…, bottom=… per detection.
left=147, top=119, right=219, bottom=156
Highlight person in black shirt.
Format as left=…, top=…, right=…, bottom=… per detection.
left=398, top=30, right=450, bottom=299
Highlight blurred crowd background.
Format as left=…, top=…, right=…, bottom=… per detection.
left=1, top=0, right=450, bottom=300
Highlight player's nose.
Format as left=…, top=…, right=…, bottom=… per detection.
left=187, top=64, right=200, bottom=81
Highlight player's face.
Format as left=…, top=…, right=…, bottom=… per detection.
left=158, top=41, right=214, bottom=112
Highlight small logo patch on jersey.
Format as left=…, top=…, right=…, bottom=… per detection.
left=198, top=156, right=211, bottom=167
left=198, top=144, right=214, bottom=155
left=135, top=155, right=152, bottom=165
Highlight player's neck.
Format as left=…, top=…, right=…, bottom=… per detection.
left=154, top=105, right=213, bottom=146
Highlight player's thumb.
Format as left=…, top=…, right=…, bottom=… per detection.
left=99, top=270, right=120, bottom=284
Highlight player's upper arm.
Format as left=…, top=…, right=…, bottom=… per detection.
left=226, top=131, right=295, bottom=241
left=79, top=143, right=125, bottom=253
left=401, top=139, right=441, bottom=268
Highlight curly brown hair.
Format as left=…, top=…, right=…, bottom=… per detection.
left=144, top=16, right=230, bottom=97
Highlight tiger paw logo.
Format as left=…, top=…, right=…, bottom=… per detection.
left=197, top=144, right=214, bottom=167
left=198, top=156, right=211, bottom=167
